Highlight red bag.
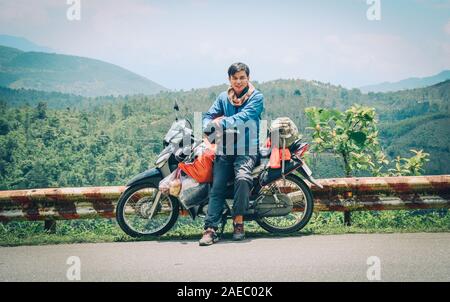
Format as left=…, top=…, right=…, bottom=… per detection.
left=178, top=140, right=216, bottom=183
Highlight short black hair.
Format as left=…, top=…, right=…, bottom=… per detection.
left=228, top=62, right=250, bottom=77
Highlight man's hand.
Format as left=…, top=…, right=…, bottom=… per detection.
left=203, top=116, right=224, bottom=143
left=213, top=116, right=224, bottom=127
left=212, top=116, right=224, bottom=139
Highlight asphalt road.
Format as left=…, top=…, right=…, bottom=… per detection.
left=0, top=232, right=449, bottom=282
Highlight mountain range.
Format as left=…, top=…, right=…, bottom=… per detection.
left=0, top=34, right=54, bottom=53
left=359, top=70, right=450, bottom=93
left=1, top=34, right=449, bottom=97
left=0, top=45, right=166, bottom=97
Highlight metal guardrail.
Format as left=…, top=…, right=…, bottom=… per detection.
left=0, top=175, right=449, bottom=223
left=312, top=175, right=450, bottom=211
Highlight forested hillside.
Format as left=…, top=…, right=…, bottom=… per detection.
left=0, top=79, right=448, bottom=190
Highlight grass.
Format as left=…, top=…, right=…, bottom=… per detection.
left=1, top=209, right=449, bottom=247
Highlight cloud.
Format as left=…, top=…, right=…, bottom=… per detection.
left=415, top=0, right=450, bottom=9
left=246, top=33, right=448, bottom=87
left=445, top=20, right=450, bottom=35
left=323, top=33, right=450, bottom=84
left=197, top=44, right=249, bottom=61
left=188, top=32, right=442, bottom=87
left=89, top=0, right=162, bottom=38
left=321, top=34, right=410, bottom=73
left=0, top=0, right=53, bottom=25
left=1, top=0, right=448, bottom=90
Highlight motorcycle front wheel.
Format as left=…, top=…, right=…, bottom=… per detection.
left=256, top=173, right=314, bottom=234
left=116, top=183, right=180, bottom=237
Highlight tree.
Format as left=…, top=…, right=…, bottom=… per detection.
left=121, top=104, right=132, bottom=119
left=0, top=118, right=9, bottom=135
left=306, top=104, right=431, bottom=226
left=305, top=104, right=388, bottom=177
left=388, top=150, right=430, bottom=176
left=305, top=105, right=431, bottom=177
left=36, top=102, right=47, bottom=120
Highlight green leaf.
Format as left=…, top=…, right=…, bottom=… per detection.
left=349, top=131, right=367, bottom=146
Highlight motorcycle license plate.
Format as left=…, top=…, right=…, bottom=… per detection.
left=302, top=162, right=312, bottom=176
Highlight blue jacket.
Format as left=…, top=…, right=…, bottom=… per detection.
left=202, top=89, right=264, bottom=155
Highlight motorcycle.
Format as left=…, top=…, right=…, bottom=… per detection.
left=115, top=103, right=323, bottom=237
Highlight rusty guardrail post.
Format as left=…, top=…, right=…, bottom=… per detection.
left=44, top=220, right=56, bottom=233
left=344, top=211, right=351, bottom=226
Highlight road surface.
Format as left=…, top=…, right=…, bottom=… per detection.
left=0, top=232, right=449, bottom=281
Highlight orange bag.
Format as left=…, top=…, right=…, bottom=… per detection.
left=269, top=147, right=291, bottom=169
left=266, top=137, right=291, bottom=169
left=178, top=140, right=216, bottom=183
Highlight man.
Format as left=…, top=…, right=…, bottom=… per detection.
left=199, top=62, right=264, bottom=246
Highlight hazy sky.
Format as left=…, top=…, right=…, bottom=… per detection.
left=1, top=0, right=449, bottom=90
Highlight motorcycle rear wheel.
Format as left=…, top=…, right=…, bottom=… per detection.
left=256, top=173, right=314, bottom=234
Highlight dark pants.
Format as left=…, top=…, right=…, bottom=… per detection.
left=204, top=155, right=258, bottom=230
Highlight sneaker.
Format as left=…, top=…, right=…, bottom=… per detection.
left=199, top=228, right=219, bottom=246
left=232, top=223, right=245, bottom=241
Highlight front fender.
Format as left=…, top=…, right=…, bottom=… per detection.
left=296, top=166, right=323, bottom=189
left=126, top=167, right=163, bottom=187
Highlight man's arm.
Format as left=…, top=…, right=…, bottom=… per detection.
left=202, top=96, right=224, bottom=132
left=220, top=93, right=264, bottom=129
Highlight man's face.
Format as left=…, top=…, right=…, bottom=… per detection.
left=229, top=70, right=249, bottom=95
